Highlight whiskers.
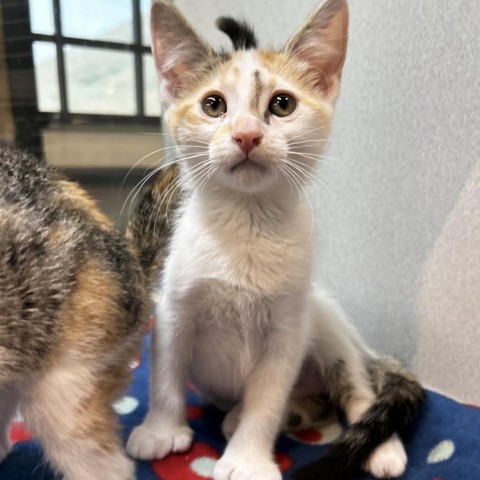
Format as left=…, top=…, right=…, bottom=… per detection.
left=121, top=140, right=223, bottom=239
left=283, top=139, right=339, bottom=237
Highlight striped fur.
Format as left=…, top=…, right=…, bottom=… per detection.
left=126, top=164, right=182, bottom=289
left=0, top=145, right=149, bottom=479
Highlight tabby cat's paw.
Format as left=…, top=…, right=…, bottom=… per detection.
left=126, top=423, right=193, bottom=461
left=213, top=454, right=281, bottom=480
left=364, top=434, right=407, bottom=478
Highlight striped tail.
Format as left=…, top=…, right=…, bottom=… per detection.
left=126, top=164, right=181, bottom=288
left=292, top=362, right=426, bottom=480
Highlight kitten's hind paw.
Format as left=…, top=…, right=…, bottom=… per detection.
left=364, top=434, right=407, bottom=478
left=126, top=423, right=193, bottom=460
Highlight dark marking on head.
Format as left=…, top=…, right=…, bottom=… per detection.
left=216, top=17, right=257, bottom=50
left=250, top=70, right=264, bottom=111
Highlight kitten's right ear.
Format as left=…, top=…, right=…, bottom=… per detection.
left=285, top=0, right=349, bottom=103
left=151, top=0, right=212, bottom=104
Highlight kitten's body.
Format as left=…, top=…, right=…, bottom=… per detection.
left=128, top=2, right=425, bottom=479
left=0, top=145, right=150, bottom=479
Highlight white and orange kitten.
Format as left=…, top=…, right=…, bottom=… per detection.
left=127, top=1, right=425, bottom=479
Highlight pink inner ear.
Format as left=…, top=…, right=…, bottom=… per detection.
left=163, top=63, right=194, bottom=98
left=286, top=0, right=349, bottom=102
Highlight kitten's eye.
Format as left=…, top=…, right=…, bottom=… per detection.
left=269, top=94, right=297, bottom=117
left=201, top=95, right=227, bottom=117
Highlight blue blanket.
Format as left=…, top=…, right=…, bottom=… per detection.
left=1, top=335, right=479, bottom=479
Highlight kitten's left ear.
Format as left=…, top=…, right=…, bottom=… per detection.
left=285, top=0, right=349, bottom=103
left=151, top=0, right=213, bottom=104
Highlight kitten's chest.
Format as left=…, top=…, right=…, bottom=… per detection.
left=169, top=197, right=313, bottom=294
left=183, top=279, right=273, bottom=408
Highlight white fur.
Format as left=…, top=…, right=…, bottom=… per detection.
left=127, top=189, right=406, bottom=479
left=364, top=434, right=408, bottom=478
left=131, top=3, right=408, bottom=478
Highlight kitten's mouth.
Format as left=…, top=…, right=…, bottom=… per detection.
left=230, top=157, right=265, bottom=173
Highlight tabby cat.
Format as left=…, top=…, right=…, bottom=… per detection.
left=0, top=145, right=155, bottom=479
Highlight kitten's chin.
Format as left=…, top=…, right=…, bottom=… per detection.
left=218, top=163, right=276, bottom=194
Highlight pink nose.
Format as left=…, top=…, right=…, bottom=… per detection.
left=234, top=132, right=262, bottom=154
left=233, top=117, right=263, bottom=154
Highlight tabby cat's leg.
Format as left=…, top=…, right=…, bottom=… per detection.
left=0, top=385, right=20, bottom=462
left=21, top=361, right=134, bottom=480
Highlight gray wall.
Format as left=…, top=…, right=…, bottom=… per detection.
left=174, top=0, right=480, bottom=403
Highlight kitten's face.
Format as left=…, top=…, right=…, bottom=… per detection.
left=168, top=50, right=333, bottom=194
left=151, top=0, right=348, bottom=195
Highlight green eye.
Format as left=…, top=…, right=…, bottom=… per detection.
left=201, top=94, right=227, bottom=117
left=269, top=93, right=297, bottom=117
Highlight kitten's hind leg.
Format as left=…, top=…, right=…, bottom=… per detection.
left=305, top=291, right=408, bottom=479
left=22, top=361, right=134, bottom=480
left=0, top=385, right=20, bottom=463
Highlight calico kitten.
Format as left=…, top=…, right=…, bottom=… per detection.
left=0, top=145, right=153, bottom=480
left=127, top=1, right=425, bottom=479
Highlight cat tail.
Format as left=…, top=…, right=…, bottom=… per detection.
left=126, top=164, right=181, bottom=288
left=292, top=358, right=426, bottom=480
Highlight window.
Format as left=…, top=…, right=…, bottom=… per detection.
left=29, top=0, right=160, bottom=122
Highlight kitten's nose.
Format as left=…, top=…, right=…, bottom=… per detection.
left=233, top=117, right=263, bottom=154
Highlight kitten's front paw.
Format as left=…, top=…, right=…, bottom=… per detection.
left=213, top=454, right=281, bottom=480
left=126, top=423, right=193, bottom=460
left=364, top=434, right=407, bottom=478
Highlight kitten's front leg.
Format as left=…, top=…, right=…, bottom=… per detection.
left=127, top=300, right=193, bottom=460
left=214, top=300, right=308, bottom=480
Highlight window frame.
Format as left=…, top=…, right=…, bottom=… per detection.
left=2, top=0, right=159, bottom=158
left=31, top=0, right=158, bottom=124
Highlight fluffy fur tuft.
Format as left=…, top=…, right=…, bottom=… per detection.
left=216, top=17, right=258, bottom=50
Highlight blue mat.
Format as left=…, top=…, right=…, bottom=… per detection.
left=1, top=334, right=479, bottom=479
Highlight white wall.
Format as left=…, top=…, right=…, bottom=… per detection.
left=173, top=0, right=480, bottom=403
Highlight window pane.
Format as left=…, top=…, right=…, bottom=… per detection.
left=32, top=42, right=60, bottom=112
left=141, top=0, right=151, bottom=46
left=29, top=0, right=55, bottom=35
left=61, top=0, right=133, bottom=43
left=64, top=46, right=135, bottom=115
left=143, top=54, right=161, bottom=117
